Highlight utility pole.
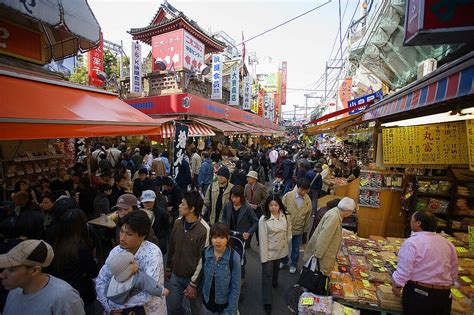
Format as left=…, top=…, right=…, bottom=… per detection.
left=304, top=94, right=323, bottom=117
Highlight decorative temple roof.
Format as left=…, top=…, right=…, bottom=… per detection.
left=128, top=1, right=226, bottom=53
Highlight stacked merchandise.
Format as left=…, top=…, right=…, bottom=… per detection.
left=358, top=171, right=404, bottom=208
left=329, top=231, right=474, bottom=314
left=298, top=292, right=360, bottom=315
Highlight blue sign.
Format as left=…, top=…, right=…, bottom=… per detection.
left=347, top=90, right=383, bottom=115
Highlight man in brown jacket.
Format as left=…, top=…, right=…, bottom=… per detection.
left=244, top=170, right=268, bottom=247
left=281, top=178, right=312, bottom=273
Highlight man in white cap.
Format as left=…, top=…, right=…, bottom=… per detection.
left=303, top=197, right=356, bottom=275
left=0, top=240, right=85, bottom=315
left=244, top=170, right=269, bottom=247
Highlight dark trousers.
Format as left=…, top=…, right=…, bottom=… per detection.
left=262, top=259, right=282, bottom=305
left=402, top=281, right=452, bottom=315
left=192, top=174, right=199, bottom=191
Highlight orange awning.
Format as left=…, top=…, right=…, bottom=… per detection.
left=0, top=70, right=162, bottom=140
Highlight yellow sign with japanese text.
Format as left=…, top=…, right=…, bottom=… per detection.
left=467, top=119, right=474, bottom=171
left=382, top=121, right=469, bottom=165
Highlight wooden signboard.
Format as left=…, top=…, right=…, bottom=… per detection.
left=467, top=120, right=474, bottom=171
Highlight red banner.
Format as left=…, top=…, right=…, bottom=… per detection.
left=281, top=61, right=287, bottom=105
left=88, top=33, right=104, bottom=87
left=338, top=78, right=353, bottom=109
left=258, top=89, right=265, bottom=117
left=273, top=92, right=280, bottom=123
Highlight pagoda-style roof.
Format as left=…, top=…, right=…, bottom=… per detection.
left=128, top=1, right=226, bottom=54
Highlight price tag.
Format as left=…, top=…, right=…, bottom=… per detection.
left=456, top=247, right=468, bottom=253
left=362, top=279, right=370, bottom=287
left=360, top=272, right=368, bottom=278
left=301, top=297, right=314, bottom=306
left=380, top=267, right=387, bottom=272
left=344, top=306, right=352, bottom=314
left=451, top=288, right=464, bottom=298
left=461, top=276, right=472, bottom=283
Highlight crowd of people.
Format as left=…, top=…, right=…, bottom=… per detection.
left=0, top=140, right=458, bottom=315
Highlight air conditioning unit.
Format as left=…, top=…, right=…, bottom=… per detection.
left=417, top=58, right=437, bottom=80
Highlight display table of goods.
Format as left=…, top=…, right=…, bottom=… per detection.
left=328, top=230, right=474, bottom=314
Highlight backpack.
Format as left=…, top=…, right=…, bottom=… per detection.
left=202, top=246, right=235, bottom=272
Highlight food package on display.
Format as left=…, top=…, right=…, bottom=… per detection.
left=336, top=250, right=350, bottom=266
left=350, top=266, right=369, bottom=280
left=354, top=281, right=378, bottom=306
left=425, top=198, right=449, bottom=214
left=341, top=283, right=357, bottom=301
left=379, top=251, right=398, bottom=262
left=349, top=255, right=367, bottom=267
left=376, top=284, right=402, bottom=311
left=450, top=288, right=472, bottom=314
left=368, top=270, right=392, bottom=284
left=459, top=284, right=474, bottom=298
left=329, top=283, right=344, bottom=299
left=360, top=239, right=380, bottom=251
left=458, top=275, right=474, bottom=286
left=298, top=293, right=333, bottom=315
left=330, top=272, right=353, bottom=285
left=365, top=250, right=382, bottom=261
left=415, top=198, right=430, bottom=211
left=459, top=258, right=474, bottom=269
left=369, top=236, right=387, bottom=245
left=456, top=247, right=474, bottom=258
left=455, top=198, right=474, bottom=216
left=386, top=237, right=405, bottom=246
left=332, top=302, right=360, bottom=315
left=347, top=246, right=364, bottom=256
left=343, top=234, right=362, bottom=247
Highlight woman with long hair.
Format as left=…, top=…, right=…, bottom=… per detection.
left=50, top=208, right=99, bottom=315
left=258, top=194, right=292, bottom=314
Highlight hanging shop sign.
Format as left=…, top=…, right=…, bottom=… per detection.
left=347, top=90, right=383, bottom=115
left=338, top=78, right=353, bottom=110
left=258, top=88, right=265, bottom=117
left=382, top=121, right=469, bottom=165
left=281, top=61, right=287, bottom=105
left=183, top=30, right=205, bottom=72
left=273, top=92, right=280, bottom=123
left=131, top=41, right=142, bottom=94
left=0, top=19, right=45, bottom=64
left=151, top=30, right=183, bottom=71
left=88, top=32, right=104, bottom=88
left=242, top=76, right=251, bottom=110
left=211, top=54, right=222, bottom=100
left=251, top=84, right=258, bottom=113
left=173, top=123, right=189, bottom=178
left=404, top=0, right=474, bottom=46
left=467, top=119, right=474, bottom=171
left=229, top=64, right=239, bottom=106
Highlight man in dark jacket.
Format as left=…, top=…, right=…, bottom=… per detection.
left=305, top=163, right=323, bottom=212
left=131, top=148, right=144, bottom=172
left=197, top=152, right=213, bottom=195
left=162, top=176, right=183, bottom=222
left=133, top=168, right=152, bottom=198
left=174, top=158, right=192, bottom=192
left=278, top=154, right=295, bottom=193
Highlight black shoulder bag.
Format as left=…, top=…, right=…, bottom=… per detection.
left=297, top=256, right=329, bottom=295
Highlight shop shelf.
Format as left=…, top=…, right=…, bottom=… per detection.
left=417, top=192, right=452, bottom=198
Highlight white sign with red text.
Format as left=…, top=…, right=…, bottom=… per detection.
left=183, top=30, right=205, bottom=72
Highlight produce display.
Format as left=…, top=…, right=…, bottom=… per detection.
left=417, top=179, right=452, bottom=195
left=328, top=230, right=474, bottom=314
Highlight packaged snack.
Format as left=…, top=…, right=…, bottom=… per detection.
left=368, top=270, right=392, bottom=283
left=332, top=301, right=360, bottom=315
left=330, top=283, right=344, bottom=299
left=351, top=266, right=369, bottom=280
left=298, top=293, right=333, bottom=315
left=349, top=255, right=367, bottom=267
left=342, top=283, right=357, bottom=301
left=425, top=198, right=449, bottom=214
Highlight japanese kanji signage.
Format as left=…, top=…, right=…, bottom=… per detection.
left=382, top=121, right=469, bottom=165
left=338, top=78, right=353, bottom=110
left=467, top=119, right=474, bottom=171
left=131, top=41, right=142, bottom=94
left=88, top=32, right=104, bottom=87
left=257, top=88, right=265, bottom=117
left=281, top=61, right=287, bottom=105
left=229, top=64, right=239, bottom=106
left=347, top=90, right=382, bottom=115
left=242, top=76, right=251, bottom=110
left=264, top=92, right=270, bottom=119
left=183, top=30, right=205, bottom=72
left=0, top=19, right=45, bottom=64
left=211, top=54, right=222, bottom=100
left=173, top=123, right=189, bottom=178
left=273, top=92, right=280, bottom=123
left=251, top=84, right=258, bottom=113
left=152, top=30, right=183, bottom=71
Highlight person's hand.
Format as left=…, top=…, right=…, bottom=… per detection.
left=165, top=271, right=172, bottom=281
left=162, top=288, right=170, bottom=297
left=391, top=282, right=401, bottom=297
left=242, top=232, right=250, bottom=240
left=184, top=285, right=197, bottom=299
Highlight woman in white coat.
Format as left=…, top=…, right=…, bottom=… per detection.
left=258, top=194, right=292, bottom=314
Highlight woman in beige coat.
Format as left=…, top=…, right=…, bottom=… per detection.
left=303, top=197, right=356, bottom=275
left=258, top=194, right=292, bottom=314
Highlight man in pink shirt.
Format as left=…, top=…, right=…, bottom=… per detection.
left=392, top=210, right=458, bottom=315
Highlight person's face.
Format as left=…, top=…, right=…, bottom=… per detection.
left=410, top=213, right=422, bottom=232
left=162, top=185, right=171, bottom=192
left=41, top=181, right=49, bottom=190
left=247, top=177, right=257, bottom=185
left=297, top=186, right=309, bottom=197
left=217, top=175, right=228, bottom=185
left=119, top=224, right=145, bottom=251
left=268, top=200, right=280, bottom=215
left=1, top=265, right=37, bottom=290
left=117, top=206, right=133, bottom=218
left=40, top=197, right=54, bottom=211
left=139, top=173, right=147, bottom=181
left=72, top=176, right=80, bottom=184
left=143, top=201, right=155, bottom=210
left=118, top=179, right=128, bottom=189
left=179, top=199, right=194, bottom=217
left=105, top=189, right=112, bottom=196
left=211, top=236, right=228, bottom=252
left=19, top=182, right=28, bottom=191
left=231, top=194, right=242, bottom=206
left=341, top=209, right=353, bottom=218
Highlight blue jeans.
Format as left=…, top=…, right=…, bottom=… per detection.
left=283, top=179, right=293, bottom=194
left=282, top=234, right=303, bottom=268
left=167, top=273, right=203, bottom=315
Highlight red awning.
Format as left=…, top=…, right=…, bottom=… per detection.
left=195, top=118, right=247, bottom=134
left=0, top=70, right=161, bottom=140
left=306, top=101, right=374, bottom=126
left=187, top=122, right=215, bottom=137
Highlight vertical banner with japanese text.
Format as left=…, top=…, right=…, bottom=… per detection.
left=251, top=84, right=258, bottom=113
left=242, top=76, right=251, bottom=110
left=229, top=64, right=239, bottom=106
left=88, top=32, right=104, bottom=87
left=173, top=123, right=189, bottom=178
left=258, top=88, right=265, bottom=117
left=467, top=119, right=474, bottom=171
left=264, top=92, right=269, bottom=119
left=273, top=92, right=280, bottom=123
left=211, top=54, right=222, bottom=100
left=131, top=41, right=142, bottom=94
left=281, top=61, right=287, bottom=105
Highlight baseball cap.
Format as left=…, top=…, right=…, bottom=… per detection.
left=246, top=171, right=259, bottom=180
left=113, top=193, right=139, bottom=209
left=107, top=251, right=135, bottom=283
left=0, top=240, right=54, bottom=268
left=140, top=190, right=156, bottom=203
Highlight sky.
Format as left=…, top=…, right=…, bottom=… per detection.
left=88, top=0, right=362, bottom=118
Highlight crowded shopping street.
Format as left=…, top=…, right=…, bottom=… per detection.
left=0, top=0, right=473, bottom=314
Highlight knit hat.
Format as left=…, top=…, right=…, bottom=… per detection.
left=140, top=190, right=156, bottom=203
left=337, top=197, right=356, bottom=212
left=107, top=251, right=135, bottom=283
left=246, top=170, right=259, bottom=180
left=0, top=240, right=54, bottom=268
left=216, top=166, right=230, bottom=179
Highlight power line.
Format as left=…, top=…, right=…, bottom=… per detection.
left=237, top=0, right=332, bottom=46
